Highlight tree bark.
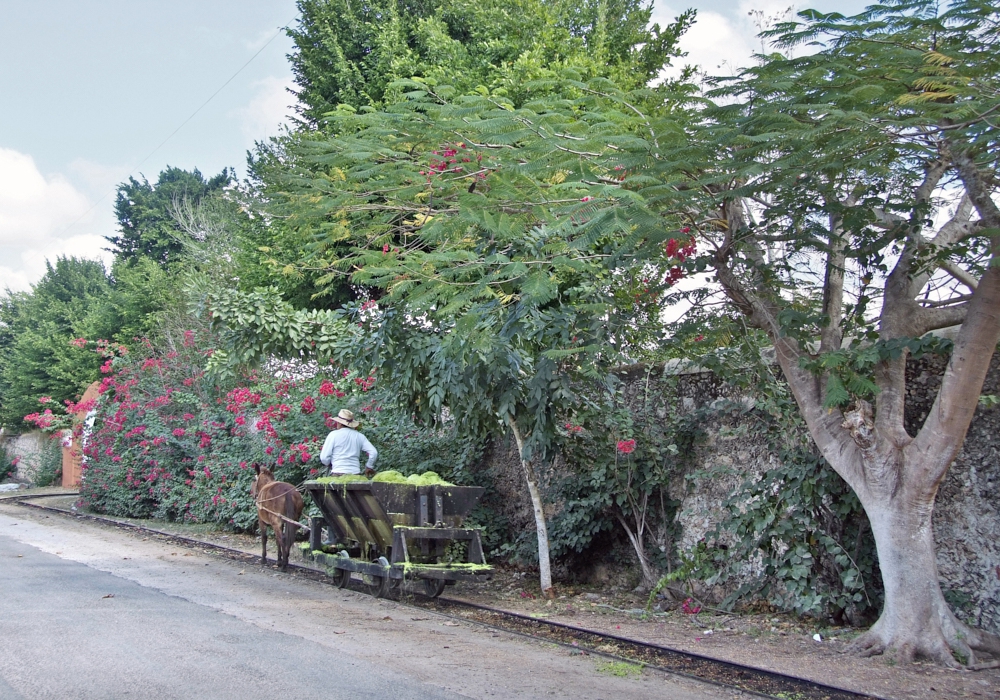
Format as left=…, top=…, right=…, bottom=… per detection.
left=613, top=510, right=658, bottom=590
left=715, top=228, right=1000, bottom=665
left=848, top=475, right=1000, bottom=665
left=507, top=417, right=555, bottom=598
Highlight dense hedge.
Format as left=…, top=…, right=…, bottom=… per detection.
left=79, top=333, right=480, bottom=530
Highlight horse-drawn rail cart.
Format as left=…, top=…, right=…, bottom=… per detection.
left=298, top=480, right=492, bottom=597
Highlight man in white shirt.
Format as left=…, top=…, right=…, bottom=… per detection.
left=319, top=408, right=379, bottom=476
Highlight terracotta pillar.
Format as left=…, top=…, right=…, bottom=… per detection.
left=60, top=431, right=78, bottom=487
left=62, top=381, right=100, bottom=488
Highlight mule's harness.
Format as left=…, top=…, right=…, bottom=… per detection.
left=253, top=490, right=310, bottom=531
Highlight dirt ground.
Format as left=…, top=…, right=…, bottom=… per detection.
left=13, top=489, right=1000, bottom=700
left=447, top=572, right=999, bottom=700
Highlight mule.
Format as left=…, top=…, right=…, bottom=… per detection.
left=250, top=464, right=304, bottom=571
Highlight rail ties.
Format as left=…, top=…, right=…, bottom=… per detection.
left=5, top=495, right=880, bottom=700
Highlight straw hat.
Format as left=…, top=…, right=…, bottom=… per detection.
left=331, top=408, right=360, bottom=428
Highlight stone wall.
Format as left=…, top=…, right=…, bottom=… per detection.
left=0, top=430, right=48, bottom=483
left=481, top=354, right=1000, bottom=631
left=909, top=354, right=1000, bottom=634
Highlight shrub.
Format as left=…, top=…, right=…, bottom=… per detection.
left=0, top=444, right=18, bottom=482
left=78, top=333, right=482, bottom=530
left=33, top=436, right=63, bottom=487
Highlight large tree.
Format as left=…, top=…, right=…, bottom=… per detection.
left=0, top=258, right=115, bottom=427
left=251, top=0, right=692, bottom=310
left=200, top=101, right=668, bottom=594
left=556, top=0, right=1000, bottom=664
left=683, top=1, right=1000, bottom=665
left=109, top=166, right=232, bottom=266
left=203, top=50, right=694, bottom=596
left=287, top=0, right=689, bottom=120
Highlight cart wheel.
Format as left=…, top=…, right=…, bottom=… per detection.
left=335, top=551, right=351, bottom=589
left=423, top=578, right=447, bottom=598
left=363, top=557, right=390, bottom=598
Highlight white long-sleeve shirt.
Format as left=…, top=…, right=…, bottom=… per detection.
left=319, top=427, right=378, bottom=474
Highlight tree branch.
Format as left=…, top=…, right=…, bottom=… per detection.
left=873, top=159, right=947, bottom=442
left=713, top=261, right=866, bottom=494
left=939, top=261, right=979, bottom=291
left=907, top=267, right=1000, bottom=489
left=948, top=147, right=1000, bottom=230
left=909, top=301, right=970, bottom=337
left=919, top=293, right=973, bottom=308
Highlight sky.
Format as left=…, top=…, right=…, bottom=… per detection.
left=1, top=0, right=869, bottom=293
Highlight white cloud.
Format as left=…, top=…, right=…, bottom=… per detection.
left=66, top=158, right=129, bottom=200
left=682, top=11, right=756, bottom=78
left=0, top=148, right=113, bottom=292
left=244, top=27, right=283, bottom=51
left=653, top=2, right=800, bottom=81
left=235, top=75, right=295, bottom=142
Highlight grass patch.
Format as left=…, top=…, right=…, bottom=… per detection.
left=594, top=660, right=643, bottom=678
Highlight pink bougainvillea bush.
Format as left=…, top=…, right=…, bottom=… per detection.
left=75, top=333, right=481, bottom=530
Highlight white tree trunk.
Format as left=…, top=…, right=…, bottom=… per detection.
left=507, top=418, right=554, bottom=598
left=850, top=495, right=1000, bottom=665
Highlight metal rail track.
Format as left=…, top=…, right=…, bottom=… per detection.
left=5, top=493, right=880, bottom=700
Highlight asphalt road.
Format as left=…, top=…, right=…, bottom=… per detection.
left=0, top=534, right=464, bottom=700
left=0, top=504, right=728, bottom=700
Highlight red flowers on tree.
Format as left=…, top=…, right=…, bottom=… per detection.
left=616, top=439, right=636, bottom=454
left=663, top=234, right=697, bottom=287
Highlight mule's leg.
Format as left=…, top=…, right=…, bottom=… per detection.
left=259, top=516, right=268, bottom=565
left=277, top=522, right=287, bottom=571
left=282, top=521, right=296, bottom=570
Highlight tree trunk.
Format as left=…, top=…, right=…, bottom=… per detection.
left=613, top=511, right=658, bottom=591
left=507, top=417, right=555, bottom=598
left=849, top=492, right=1000, bottom=666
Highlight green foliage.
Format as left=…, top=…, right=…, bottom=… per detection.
left=704, top=442, right=880, bottom=621
left=32, top=437, right=63, bottom=488
left=646, top=542, right=715, bottom=609
left=0, top=258, right=116, bottom=428
left=549, top=373, right=688, bottom=569
left=0, top=444, right=17, bottom=482
left=79, top=331, right=481, bottom=529
left=217, top=69, right=706, bottom=470
left=105, top=257, right=182, bottom=343
left=250, top=0, right=695, bottom=306
left=288, top=0, right=693, bottom=119
left=109, top=166, right=231, bottom=266
left=195, top=286, right=355, bottom=376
